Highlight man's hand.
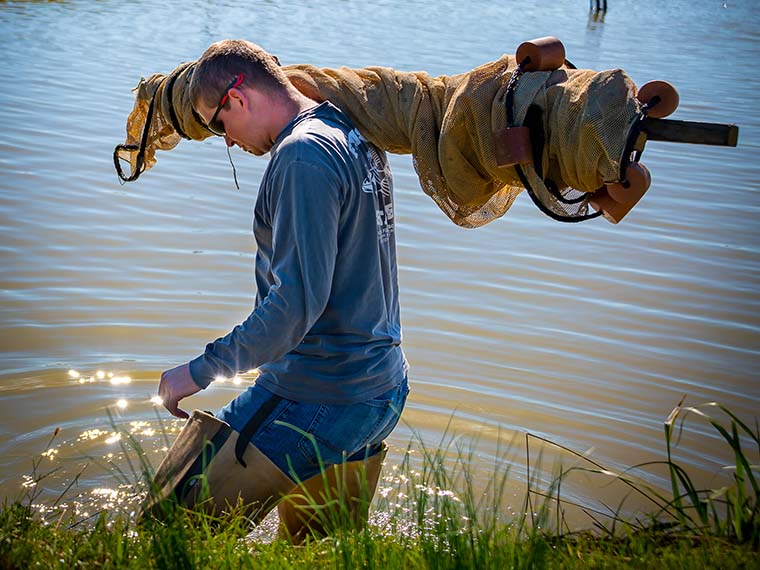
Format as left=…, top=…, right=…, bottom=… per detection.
left=158, top=363, right=201, bottom=419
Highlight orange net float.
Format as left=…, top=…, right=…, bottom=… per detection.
left=636, top=80, right=680, bottom=119
left=589, top=163, right=652, bottom=224
left=606, top=162, right=651, bottom=203
left=515, top=36, right=566, bottom=71
left=589, top=187, right=633, bottom=224
left=493, top=126, right=533, bottom=167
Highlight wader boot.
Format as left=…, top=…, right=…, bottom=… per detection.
left=140, top=410, right=294, bottom=521
left=277, top=442, right=387, bottom=543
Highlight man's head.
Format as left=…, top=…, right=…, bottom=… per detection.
left=190, top=39, right=297, bottom=155
left=190, top=40, right=288, bottom=109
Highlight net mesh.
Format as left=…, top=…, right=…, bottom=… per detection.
left=117, top=55, right=640, bottom=227
left=115, top=62, right=207, bottom=177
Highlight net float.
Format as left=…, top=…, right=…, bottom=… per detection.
left=636, top=80, right=680, bottom=119
left=493, top=126, right=533, bottom=167
left=515, top=36, right=566, bottom=72
left=606, top=162, right=651, bottom=204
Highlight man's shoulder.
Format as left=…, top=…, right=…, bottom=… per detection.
left=272, top=104, right=361, bottom=170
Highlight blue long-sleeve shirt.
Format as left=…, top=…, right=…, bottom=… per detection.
left=189, top=102, right=407, bottom=404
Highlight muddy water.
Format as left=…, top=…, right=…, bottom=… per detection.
left=1, top=0, right=758, bottom=523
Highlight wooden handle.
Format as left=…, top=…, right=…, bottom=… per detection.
left=641, top=118, right=739, bottom=147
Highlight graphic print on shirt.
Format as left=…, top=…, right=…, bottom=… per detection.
left=348, top=128, right=394, bottom=243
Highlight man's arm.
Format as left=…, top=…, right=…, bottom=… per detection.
left=160, top=159, right=341, bottom=416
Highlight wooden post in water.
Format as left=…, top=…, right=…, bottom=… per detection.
left=590, top=0, right=608, bottom=12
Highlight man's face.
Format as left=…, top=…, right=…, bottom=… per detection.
left=196, top=84, right=273, bottom=156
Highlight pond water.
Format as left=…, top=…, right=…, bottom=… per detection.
left=0, top=0, right=758, bottom=526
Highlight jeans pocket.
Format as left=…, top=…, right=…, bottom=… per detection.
left=296, top=404, right=330, bottom=466
left=366, top=386, right=408, bottom=446
left=297, top=400, right=390, bottom=466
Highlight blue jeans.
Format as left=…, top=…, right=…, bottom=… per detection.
left=217, top=376, right=409, bottom=482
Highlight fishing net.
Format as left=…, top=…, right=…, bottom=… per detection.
left=115, top=55, right=640, bottom=228
left=114, top=62, right=207, bottom=180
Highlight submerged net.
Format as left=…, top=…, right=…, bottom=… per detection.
left=116, top=56, right=640, bottom=228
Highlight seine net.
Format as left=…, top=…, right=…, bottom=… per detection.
left=115, top=55, right=641, bottom=227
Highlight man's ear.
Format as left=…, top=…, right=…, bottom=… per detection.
left=227, top=87, right=247, bottom=109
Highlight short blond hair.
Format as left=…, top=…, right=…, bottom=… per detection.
left=190, top=39, right=288, bottom=108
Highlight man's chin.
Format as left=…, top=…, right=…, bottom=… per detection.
left=243, top=145, right=266, bottom=156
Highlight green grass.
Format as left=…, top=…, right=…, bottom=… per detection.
left=1, top=501, right=756, bottom=569
left=1, top=401, right=758, bottom=569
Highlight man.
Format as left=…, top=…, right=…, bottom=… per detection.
left=154, top=40, right=408, bottom=537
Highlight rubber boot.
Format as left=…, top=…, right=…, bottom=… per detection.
left=140, top=410, right=294, bottom=521
left=277, top=442, right=387, bottom=544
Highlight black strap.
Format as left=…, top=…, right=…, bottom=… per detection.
left=235, top=394, right=283, bottom=468
left=112, top=83, right=159, bottom=183
left=165, top=61, right=202, bottom=140
left=165, top=67, right=189, bottom=140
left=168, top=61, right=217, bottom=138
left=174, top=421, right=232, bottom=502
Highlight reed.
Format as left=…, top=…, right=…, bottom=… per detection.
left=661, top=400, right=759, bottom=544
left=0, top=401, right=757, bottom=569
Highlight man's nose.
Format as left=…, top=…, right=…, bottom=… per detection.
left=224, top=134, right=236, bottom=148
